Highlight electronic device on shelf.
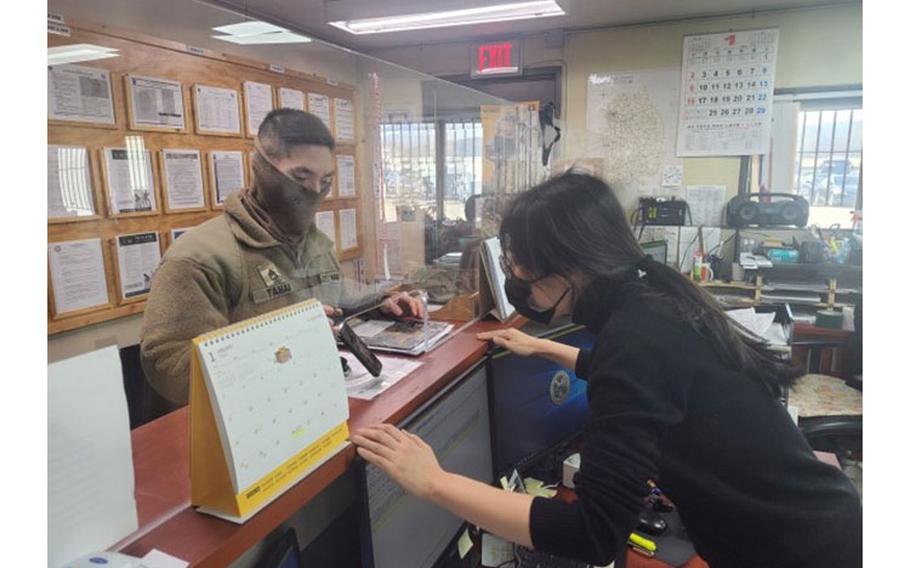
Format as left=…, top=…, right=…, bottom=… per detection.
left=726, top=193, right=810, bottom=228
left=638, top=197, right=689, bottom=226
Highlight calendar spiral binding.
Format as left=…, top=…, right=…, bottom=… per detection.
left=197, top=298, right=323, bottom=348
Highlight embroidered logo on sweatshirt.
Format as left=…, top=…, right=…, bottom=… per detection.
left=256, top=263, right=292, bottom=299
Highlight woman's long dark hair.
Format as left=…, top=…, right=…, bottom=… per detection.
left=500, top=171, right=799, bottom=394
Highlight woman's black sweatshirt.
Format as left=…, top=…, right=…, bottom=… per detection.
left=528, top=275, right=862, bottom=568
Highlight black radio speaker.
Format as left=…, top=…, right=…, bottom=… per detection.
left=726, top=193, right=810, bottom=228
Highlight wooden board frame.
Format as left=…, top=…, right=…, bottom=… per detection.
left=47, top=238, right=115, bottom=321
left=47, top=64, right=120, bottom=131
left=335, top=205, right=363, bottom=261
left=123, top=73, right=189, bottom=134
left=47, top=144, right=105, bottom=224
left=207, top=150, right=248, bottom=210
left=48, top=21, right=361, bottom=335
left=242, top=80, right=276, bottom=140
left=276, top=86, right=306, bottom=111
left=334, top=153, right=357, bottom=200
left=332, top=97, right=356, bottom=145
left=159, top=148, right=210, bottom=214
left=109, top=232, right=164, bottom=305
left=192, top=83, right=243, bottom=137
left=99, top=146, right=163, bottom=219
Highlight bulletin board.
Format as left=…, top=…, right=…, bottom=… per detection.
left=48, top=21, right=363, bottom=335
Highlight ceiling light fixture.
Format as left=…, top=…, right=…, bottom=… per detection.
left=48, top=44, right=119, bottom=66
left=211, top=20, right=311, bottom=45
left=328, top=0, right=565, bottom=35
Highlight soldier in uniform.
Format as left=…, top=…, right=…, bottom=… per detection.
left=141, top=109, right=421, bottom=404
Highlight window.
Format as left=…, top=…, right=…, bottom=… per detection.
left=794, top=107, right=862, bottom=209
left=379, top=119, right=483, bottom=222
left=767, top=90, right=862, bottom=227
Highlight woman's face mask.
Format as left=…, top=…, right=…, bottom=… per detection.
left=500, top=255, right=572, bottom=325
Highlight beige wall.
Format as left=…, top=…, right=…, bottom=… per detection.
left=562, top=4, right=862, bottom=195
left=47, top=0, right=365, bottom=363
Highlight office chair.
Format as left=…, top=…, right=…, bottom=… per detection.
left=791, top=300, right=863, bottom=463
left=119, top=344, right=183, bottom=429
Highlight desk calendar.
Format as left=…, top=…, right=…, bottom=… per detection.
left=677, top=28, right=779, bottom=156
left=189, top=299, right=350, bottom=523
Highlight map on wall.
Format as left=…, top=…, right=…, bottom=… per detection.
left=586, top=68, right=682, bottom=210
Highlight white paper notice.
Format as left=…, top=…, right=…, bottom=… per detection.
left=243, top=81, right=274, bottom=136
left=340, top=208, right=358, bottom=250
left=334, top=97, right=354, bottom=142
left=127, top=74, right=185, bottom=129
left=677, top=29, right=779, bottom=156
left=210, top=151, right=245, bottom=205
left=315, top=210, right=336, bottom=242
left=48, top=145, right=95, bottom=218
left=686, top=185, right=727, bottom=226
left=308, top=93, right=331, bottom=129
left=661, top=165, right=683, bottom=187
left=678, top=226, right=721, bottom=272
left=162, top=149, right=205, bottom=209
left=104, top=148, right=157, bottom=213
left=48, top=239, right=109, bottom=314
left=48, top=346, right=137, bottom=568
left=48, top=64, right=115, bottom=124
left=194, top=84, right=241, bottom=134
left=342, top=350, right=422, bottom=400
left=115, top=232, right=161, bottom=299
left=278, top=87, right=305, bottom=110
left=336, top=154, right=356, bottom=197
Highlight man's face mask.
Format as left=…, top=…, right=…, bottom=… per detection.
left=249, top=141, right=334, bottom=237
left=500, top=255, right=570, bottom=325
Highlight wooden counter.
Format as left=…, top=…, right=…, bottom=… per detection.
left=118, top=318, right=513, bottom=567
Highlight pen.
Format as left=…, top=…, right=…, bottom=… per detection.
left=628, top=533, right=657, bottom=552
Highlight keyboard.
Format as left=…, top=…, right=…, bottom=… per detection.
left=514, top=546, right=591, bottom=568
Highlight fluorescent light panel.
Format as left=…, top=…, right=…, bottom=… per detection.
left=213, top=31, right=311, bottom=44
left=211, top=20, right=311, bottom=45
left=212, top=21, right=287, bottom=37
left=328, top=0, right=564, bottom=35
left=48, top=43, right=119, bottom=66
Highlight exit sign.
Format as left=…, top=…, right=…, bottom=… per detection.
left=471, top=40, right=522, bottom=78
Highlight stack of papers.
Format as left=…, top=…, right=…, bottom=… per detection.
left=739, top=252, right=773, bottom=269
left=726, top=308, right=788, bottom=346
left=342, top=350, right=422, bottom=400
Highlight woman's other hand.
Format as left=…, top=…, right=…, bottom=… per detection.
left=352, top=424, right=444, bottom=499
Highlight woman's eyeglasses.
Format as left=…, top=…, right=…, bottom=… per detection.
left=499, top=253, right=545, bottom=284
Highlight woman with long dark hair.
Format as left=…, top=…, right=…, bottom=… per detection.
left=353, top=172, right=862, bottom=568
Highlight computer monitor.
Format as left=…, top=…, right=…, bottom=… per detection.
left=360, top=363, right=493, bottom=568
left=489, top=324, right=595, bottom=476
left=641, top=240, right=669, bottom=265
left=254, top=528, right=301, bottom=568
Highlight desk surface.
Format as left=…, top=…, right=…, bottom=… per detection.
left=119, top=317, right=513, bottom=567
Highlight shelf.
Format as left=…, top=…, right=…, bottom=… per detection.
left=698, top=281, right=756, bottom=291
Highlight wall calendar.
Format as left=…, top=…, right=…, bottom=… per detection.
left=677, top=28, right=779, bottom=157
